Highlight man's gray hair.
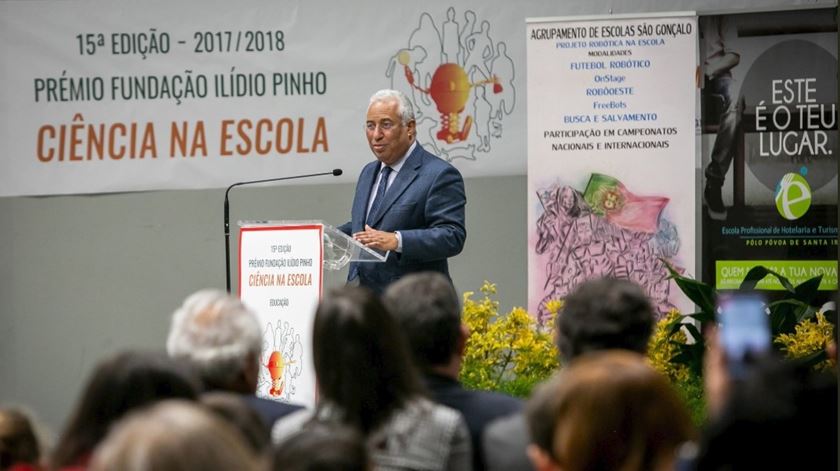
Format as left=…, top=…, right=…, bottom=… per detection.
left=166, top=289, right=262, bottom=389
left=369, top=89, right=415, bottom=124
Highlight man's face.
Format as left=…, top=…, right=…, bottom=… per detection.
left=366, top=99, right=415, bottom=165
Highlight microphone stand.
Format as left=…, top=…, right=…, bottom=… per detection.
left=224, top=169, right=342, bottom=293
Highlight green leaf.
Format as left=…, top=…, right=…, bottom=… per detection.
left=739, top=265, right=796, bottom=293
left=672, top=343, right=705, bottom=375
left=794, top=349, right=828, bottom=370
left=671, top=350, right=695, bottom=365
left=739, top=265, right=771, bottom=290
left=685, top=310, right=715, bottom=324
left=667, top=321, right=685, bottom=336
left=793, top=305, right=818, bottom=324
left=665, top=268, right=716, bottom=314
left=768, top=299, right=817, bottom=333
left=682, top=323, right=703, bottom=344
left=793, top=275, right=823, bottom=304
left=768, top=301, right=801, bottom=336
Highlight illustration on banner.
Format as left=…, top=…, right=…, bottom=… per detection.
left=534, top=174, right=681, bottom=322
left=385, top=8, right=516, bottom=161
left=258, top=321, right=303, bottom=401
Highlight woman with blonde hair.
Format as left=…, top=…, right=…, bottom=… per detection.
left=526, top=350, right=695, bottom=471
left=90, top=400, right=259, bottom=471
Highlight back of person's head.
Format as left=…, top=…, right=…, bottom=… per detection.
left=199, top=392, right=269, bottom=454
left=526, top=351, right=694, bottom=471
left=50, top=351, right=200, bottom=469
left=167, top=289, right=262, bottom=393
left=313, top=286, right=422, bottom=434
left=271, top=422, right=370, bottom=471
left=697, top=357, right=838, bottom=470
left=383, top=272, right=461, bottom=370
left=0, top=407, right=41, bottom=470
left=90, top=400, right=259, bottom=471
left=556, top=277, right=654, bottom=360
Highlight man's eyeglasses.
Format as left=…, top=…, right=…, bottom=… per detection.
left=365, top=120, right=399, bottom=132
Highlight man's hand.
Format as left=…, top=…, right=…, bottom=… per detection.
left=353, top=225, right=398, bottom=251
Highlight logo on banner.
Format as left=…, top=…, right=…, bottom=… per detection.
left=775, top=171, right=812, bottom=220
left=385, top=8, right=516, bottom=161
left=260, top=321, right=303, bottom=401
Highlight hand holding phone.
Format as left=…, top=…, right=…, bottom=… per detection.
left=717, top=294, right=771, bottom=378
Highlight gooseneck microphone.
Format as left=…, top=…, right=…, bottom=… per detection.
left=224, top=169, right=343, bottom=292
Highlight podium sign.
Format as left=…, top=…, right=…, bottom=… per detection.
left=239, top=223, right=323, bottom=408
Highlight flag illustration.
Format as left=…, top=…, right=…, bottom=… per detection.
left=583, top=173, right=669, bottom=234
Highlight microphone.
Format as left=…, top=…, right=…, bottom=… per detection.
left=224, top=169, right=343, bottom=292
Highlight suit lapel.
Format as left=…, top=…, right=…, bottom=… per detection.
left=367, top=145, right=423, bottom=227
left=355, top=163, right=379, bottom=229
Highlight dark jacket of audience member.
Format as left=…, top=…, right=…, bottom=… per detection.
left=696, top=357, right=838, bottom=470
left=483, top=277, right=656, bottom=471
left=166, top=289, right=301, bottom=429
left=384, top=272, right=522, bottom=471
left=270, top=422, right=370, bottom=471
left=272, top=286, right=471, bottom=470
left=199, top=392, right=270, bottom=454
left=49, top=351, right=200, bottom=470
left=90, top=400, right=259, bottom=471
left=526, top=351, right=695, bottom=471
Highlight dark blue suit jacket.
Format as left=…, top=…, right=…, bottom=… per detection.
left=241, top=394, right=302, bottom=429
left=425, top=373, right=523, bottom=471
left=339, top=144, right=466, bottom=293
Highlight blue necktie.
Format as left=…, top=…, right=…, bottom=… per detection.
left=366, top=166, right=392, bottom=225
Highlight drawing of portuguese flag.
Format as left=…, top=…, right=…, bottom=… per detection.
left=583, top=173, right=669, bottom=234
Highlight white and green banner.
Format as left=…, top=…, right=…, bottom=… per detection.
left=526, top=13, right=697, bottom=319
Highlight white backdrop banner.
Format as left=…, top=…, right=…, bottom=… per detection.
left=0, top=0, right=546, bottom=196
left=526, top=13, right=697, bottom=319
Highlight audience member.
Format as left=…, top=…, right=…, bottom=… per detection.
left=696, top=330, right=838, bottom=470
left=269, top=422, right=370, bottom=471
left=199, top=392, right=270, bottom=454
left=49, top=351, right=200, bottom=470
left=525, top=351, right=695, bottom=471
left=384, top=272, right=521, bottom=470
left=0, top=407, right=43, bottom=471
left=483, top=277, right=656, bottom=471
left=166, top=289, right=301, bottom=428
left=90, top=400, right=259, bottom=471
left=272, top=286, right=471, bottom=470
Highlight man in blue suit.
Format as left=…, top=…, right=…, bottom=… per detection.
left=338, top=89, right=466, bottom=293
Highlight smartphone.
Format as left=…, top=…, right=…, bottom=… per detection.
left=717, top=293, right=771, bottom=378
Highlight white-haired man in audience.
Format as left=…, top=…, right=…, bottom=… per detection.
left=167, top=289, right=300, bottom=428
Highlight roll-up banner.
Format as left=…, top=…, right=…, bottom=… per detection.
left=698, top=9, right=837, bottom=295
left=527, top=13, right=697, bottom=319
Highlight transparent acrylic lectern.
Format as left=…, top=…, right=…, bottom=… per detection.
left=239, top=220, right=387, bottom=271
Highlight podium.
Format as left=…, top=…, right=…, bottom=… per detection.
left=237, top=220, right=385, bottom=408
